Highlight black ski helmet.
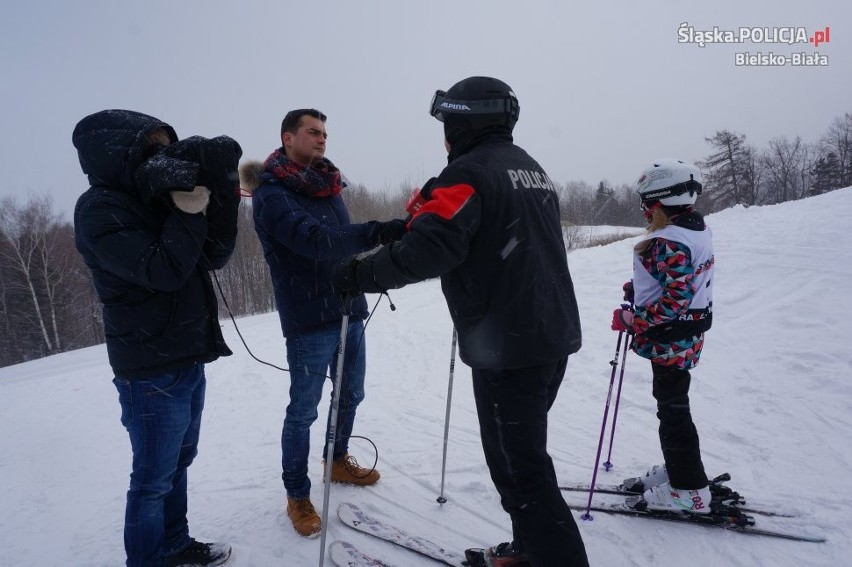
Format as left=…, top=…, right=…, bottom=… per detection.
left=429, top=76, right=520, bottom=131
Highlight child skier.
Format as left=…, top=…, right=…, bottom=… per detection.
left=611, top=158, right=715, bottom=514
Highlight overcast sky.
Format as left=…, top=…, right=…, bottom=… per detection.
left=1, top=1, right=848, bottom=219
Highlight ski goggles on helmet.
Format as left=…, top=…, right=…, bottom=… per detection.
left=640, top=179, right=702, bottom=205
left=429, top=90, right=520, bottom=122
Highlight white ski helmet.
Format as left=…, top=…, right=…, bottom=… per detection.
left=636, top=158, right=702, bottom=207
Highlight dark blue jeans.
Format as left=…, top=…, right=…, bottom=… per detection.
left=113, top=363, right=206, bottom=567
left=282, top=320, right=366, bottom=499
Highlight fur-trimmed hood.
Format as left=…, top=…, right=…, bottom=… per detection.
left=238, top=160, right=265, bottom=193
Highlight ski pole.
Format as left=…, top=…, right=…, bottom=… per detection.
left=318, top=294, right=354, bottom=567
left=582, top=330, right=624, bottom=521
left=603, top=304, right=633, bottom=471
left=437, top=327, right=458, bottom=505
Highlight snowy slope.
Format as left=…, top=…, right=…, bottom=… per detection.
left=1, top=188, right=851, bottom=567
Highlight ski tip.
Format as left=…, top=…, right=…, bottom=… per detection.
left=337, top=501, right=361, bottom=515
left=328, top=540, right=392, bottom=566
left=337, top=501, right=363, bottom=525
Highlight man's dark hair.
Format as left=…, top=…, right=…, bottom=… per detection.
left=280, top=109, right=327, bottom=137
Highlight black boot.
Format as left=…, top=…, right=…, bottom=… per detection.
left=464, top=542, right=531, bottom=566
left=165, top=539, right=231, bottom=567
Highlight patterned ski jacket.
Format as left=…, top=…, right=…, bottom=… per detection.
left=631, top=211, right=714, bottom=369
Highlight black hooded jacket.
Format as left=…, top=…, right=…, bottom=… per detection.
left=353, top=134, right=582, bottom=369
left=72, top=110, right=238, bottom=377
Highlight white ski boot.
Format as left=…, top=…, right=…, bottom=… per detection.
left=622, top=464, right=668, bottom=493
left=643, top=482, right=712, bottom=514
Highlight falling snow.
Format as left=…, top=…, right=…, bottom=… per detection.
left=1, top=189, right=850, bottom=566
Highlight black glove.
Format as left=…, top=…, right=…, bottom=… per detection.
left=163, top=135, right=243, bottom=197
left=135, top=151, right=199, bottom=202
left=622, top=280, right=634, bottom=304
left=135, top=136, right=242, bottom=203
left=370, top=219, right=406, bottom=245
left=196, top=136, right=243, bottom=197
left=332, top=257, right=362, bottom=297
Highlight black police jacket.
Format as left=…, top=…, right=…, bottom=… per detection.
left=355, top=136, right=582, bottom=369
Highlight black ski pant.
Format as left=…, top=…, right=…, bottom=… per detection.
left=651, top=363, right=708, bottom=489
left=472, top=357, right=589, bottom=567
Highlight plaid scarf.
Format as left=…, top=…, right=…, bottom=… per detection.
left=261, top=148, right=343, bottom=197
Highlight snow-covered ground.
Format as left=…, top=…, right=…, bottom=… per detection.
left=2, top=188, right=851, bottom=566
left=564, top=224, right=645, bottom=250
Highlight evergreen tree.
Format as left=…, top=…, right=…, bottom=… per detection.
left=700, top=130, right=759, bottom=210
left=809, top=152, right=843, bottom=195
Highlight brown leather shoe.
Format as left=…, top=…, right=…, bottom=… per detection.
left=286, top=497, right=321, bottom=538
left=324, top=453, right=381, bottom=486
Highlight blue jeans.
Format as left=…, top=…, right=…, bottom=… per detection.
left=113, top=363, right=206, bottom=567
left=282, top=320, right=366, bottom=498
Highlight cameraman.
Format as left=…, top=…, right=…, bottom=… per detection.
left=73, top=109, right=240, bottom=567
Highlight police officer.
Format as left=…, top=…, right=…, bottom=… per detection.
left=332, top=77, right=589, bottom=567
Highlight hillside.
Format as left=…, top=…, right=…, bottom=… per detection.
left=1, top=188, right=850, bottom=566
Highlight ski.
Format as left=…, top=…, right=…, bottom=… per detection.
left=568, top=498, right=825, bottom=543
left=462, top=548, right=487, bottom=567
left=559, top=485, right=792, bottom=518
left=559, top=472, right=796, bottom=518
left=337, top=502, right=466, bottom=566
left=328, top=540, right=393, bottom=567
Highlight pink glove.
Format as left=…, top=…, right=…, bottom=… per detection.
left=611, top=308, right=634, bottom=332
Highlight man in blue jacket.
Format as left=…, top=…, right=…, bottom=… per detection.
left=73, top=110, right=241, bottom=566
left=241, top=109, right=404, bottom=538
left=332, top=78, right=589, bottom=567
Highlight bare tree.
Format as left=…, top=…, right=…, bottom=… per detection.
left=819, top=113, right=852, bottom=189
left=614, top=184, right=645, bottom=226
left=342, top=183, right=409, bottom=223
left=214, top=202, right=276, bottom=317
left=0, top=195, right=102, bottom=367
left=0, top=259, right=15, bottom=362
left=57, top=223, right=104, bottom=349
left=558, top=180, right=596, bottom=225
left=0, top=196, right=61, bottom=354
left=761, top=136, right=811, bottom=204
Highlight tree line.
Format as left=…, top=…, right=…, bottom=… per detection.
left=1, top=110, right=849, bottom=367
left=0, top=190, right=408, bottom=368
left=699, top=113, right=852, bottom=210
left=555, top=112, right=852, bottom=225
